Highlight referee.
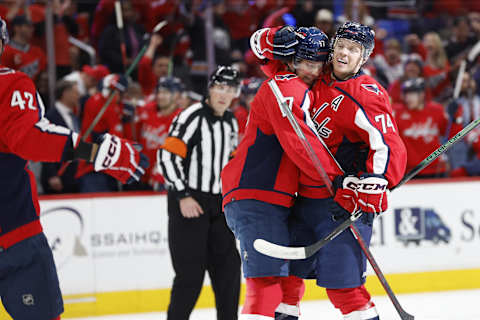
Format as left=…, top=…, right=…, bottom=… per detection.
left=157, top=65, right=241, bottom=320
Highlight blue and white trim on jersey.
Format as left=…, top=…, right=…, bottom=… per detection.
left=35, top=91, right=46, bottom=119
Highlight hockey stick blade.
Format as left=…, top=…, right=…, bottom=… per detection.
left=254, top=213, right=361, bottom=260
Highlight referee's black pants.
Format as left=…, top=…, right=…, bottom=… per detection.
left=167, top=190, right=241, bottom=320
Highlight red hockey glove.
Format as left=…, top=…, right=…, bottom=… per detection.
left=93, top=133, right=149, bottom=184
left=250, top=26, right=298, bottom=61
left=352, top=174, right=389, bottom=214
left=333, top=175, right=359, bottom=215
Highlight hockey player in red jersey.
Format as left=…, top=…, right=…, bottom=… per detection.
left=0, top=18, right=147, bottom=320
left=285, top=22, right=407, bottom=320
left=137, top=76, right=182, bottom=189
left=221, top=26, right=344, bottom=320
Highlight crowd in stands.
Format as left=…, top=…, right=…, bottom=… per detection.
left=1, top=0, right=480, bottom=194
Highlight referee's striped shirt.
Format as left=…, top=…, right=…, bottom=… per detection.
left=157, top=101, right=239, bottom=195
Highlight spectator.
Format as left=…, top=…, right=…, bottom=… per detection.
left=449, top=127, right=480, bottom=177
left=389, top=53, right=426, bottom=104
left=222, top=0, right=261, bottom=53
left=423, top=32, right=452, bottom=102
left=63, top=64, right=110, bottom=118
left=188, top=0, right=233, bottom=94
left=373, top=38, right=406, bottom=88
left=468, top=12, right=480, bottom=40
left=337, top=0, right=375, bottom=27
left=26, top=0, right=79, bottom=78
left=98, top=0, right=145, bottom=73
left=40, top=80, right=81, bottom=194
left=76, top=74, right=133, bottom=192
left=137, top=34, right=171, bottom=97
left=291, top=0, right=319, bottom=28
left=445, top=16, right=477, bottom=66
left=2, top=15, right=46, bottom=81
left=63, top=64, right=110, bottom=97
left=447, top=71, right=480, bottom=170
left=314, top=8, right=335, bottom=39
left=394, top=78, right=450, bottom=178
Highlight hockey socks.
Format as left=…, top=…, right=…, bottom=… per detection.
left=241, top=277, right=283, bottom=319
left=327, top=285, right=379, bottom=319
left=274, top=275, right=305, bottom=319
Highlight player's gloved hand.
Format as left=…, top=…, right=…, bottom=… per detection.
left=93, top=133, right=149, bottom=184
left=250, top=26, right=298, bottom=61
left=333, top=175, right=358, bottom=216
left=355, top=174, right=389, bottom=214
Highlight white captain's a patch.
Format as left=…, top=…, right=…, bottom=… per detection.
left=361, top=83, right=382, bottom=95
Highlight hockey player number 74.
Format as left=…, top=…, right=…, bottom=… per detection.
left=374, top=113, right=395, bottom=134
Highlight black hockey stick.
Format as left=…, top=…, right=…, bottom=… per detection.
left=261, top=79, right=415, bottom=320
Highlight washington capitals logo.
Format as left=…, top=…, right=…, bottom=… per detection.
left=361, top=83, right=382, bottom=95
left=275, top=74, right=298, bottom=81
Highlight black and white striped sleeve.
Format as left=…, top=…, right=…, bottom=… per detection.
left=157, top=103, right=202, bottom=194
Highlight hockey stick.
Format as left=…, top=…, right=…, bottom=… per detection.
left=57, top=20, right=167, bottom=176
left=115, top=0, right=139, bottom=141
left=259, top=79, right=414, bottom=320
left=114, top=0, right=128, bottom=69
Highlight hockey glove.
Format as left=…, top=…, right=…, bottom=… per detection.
left=333, top=175, right=359, bottom=216
left=353, top=174, right=389, bottom=214
left=250, top=26, right=298, bottom=61
left=93, top=133, right=149, bottom=184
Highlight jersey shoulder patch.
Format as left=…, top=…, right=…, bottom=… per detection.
left=361, top=83, right=382, bottom=95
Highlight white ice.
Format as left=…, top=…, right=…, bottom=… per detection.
left=75, top=288, right=480, bottom=320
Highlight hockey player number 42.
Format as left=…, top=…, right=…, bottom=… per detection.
left=374, top=114, right=395, bottom=134
left=11, top=90, right=36, bottom=110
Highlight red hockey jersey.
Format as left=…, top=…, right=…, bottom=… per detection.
left=394, top=101, right=449, bottom=176
left=76, top=92, right=130, bottom=178
left=0, top=68, right=77, bottom=248
left=137, top=102, right=181, bottom=184
left=2, top=43, right=46, bottom=81
left=221, top=71, right=341, bottom=209
left=303, top=72, right=407, bottom=197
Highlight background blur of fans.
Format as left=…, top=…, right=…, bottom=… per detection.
left=2, top=0, right=480, bottom=194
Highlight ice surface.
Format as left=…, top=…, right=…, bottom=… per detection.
left=75, top=289, right=480, bottom=320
